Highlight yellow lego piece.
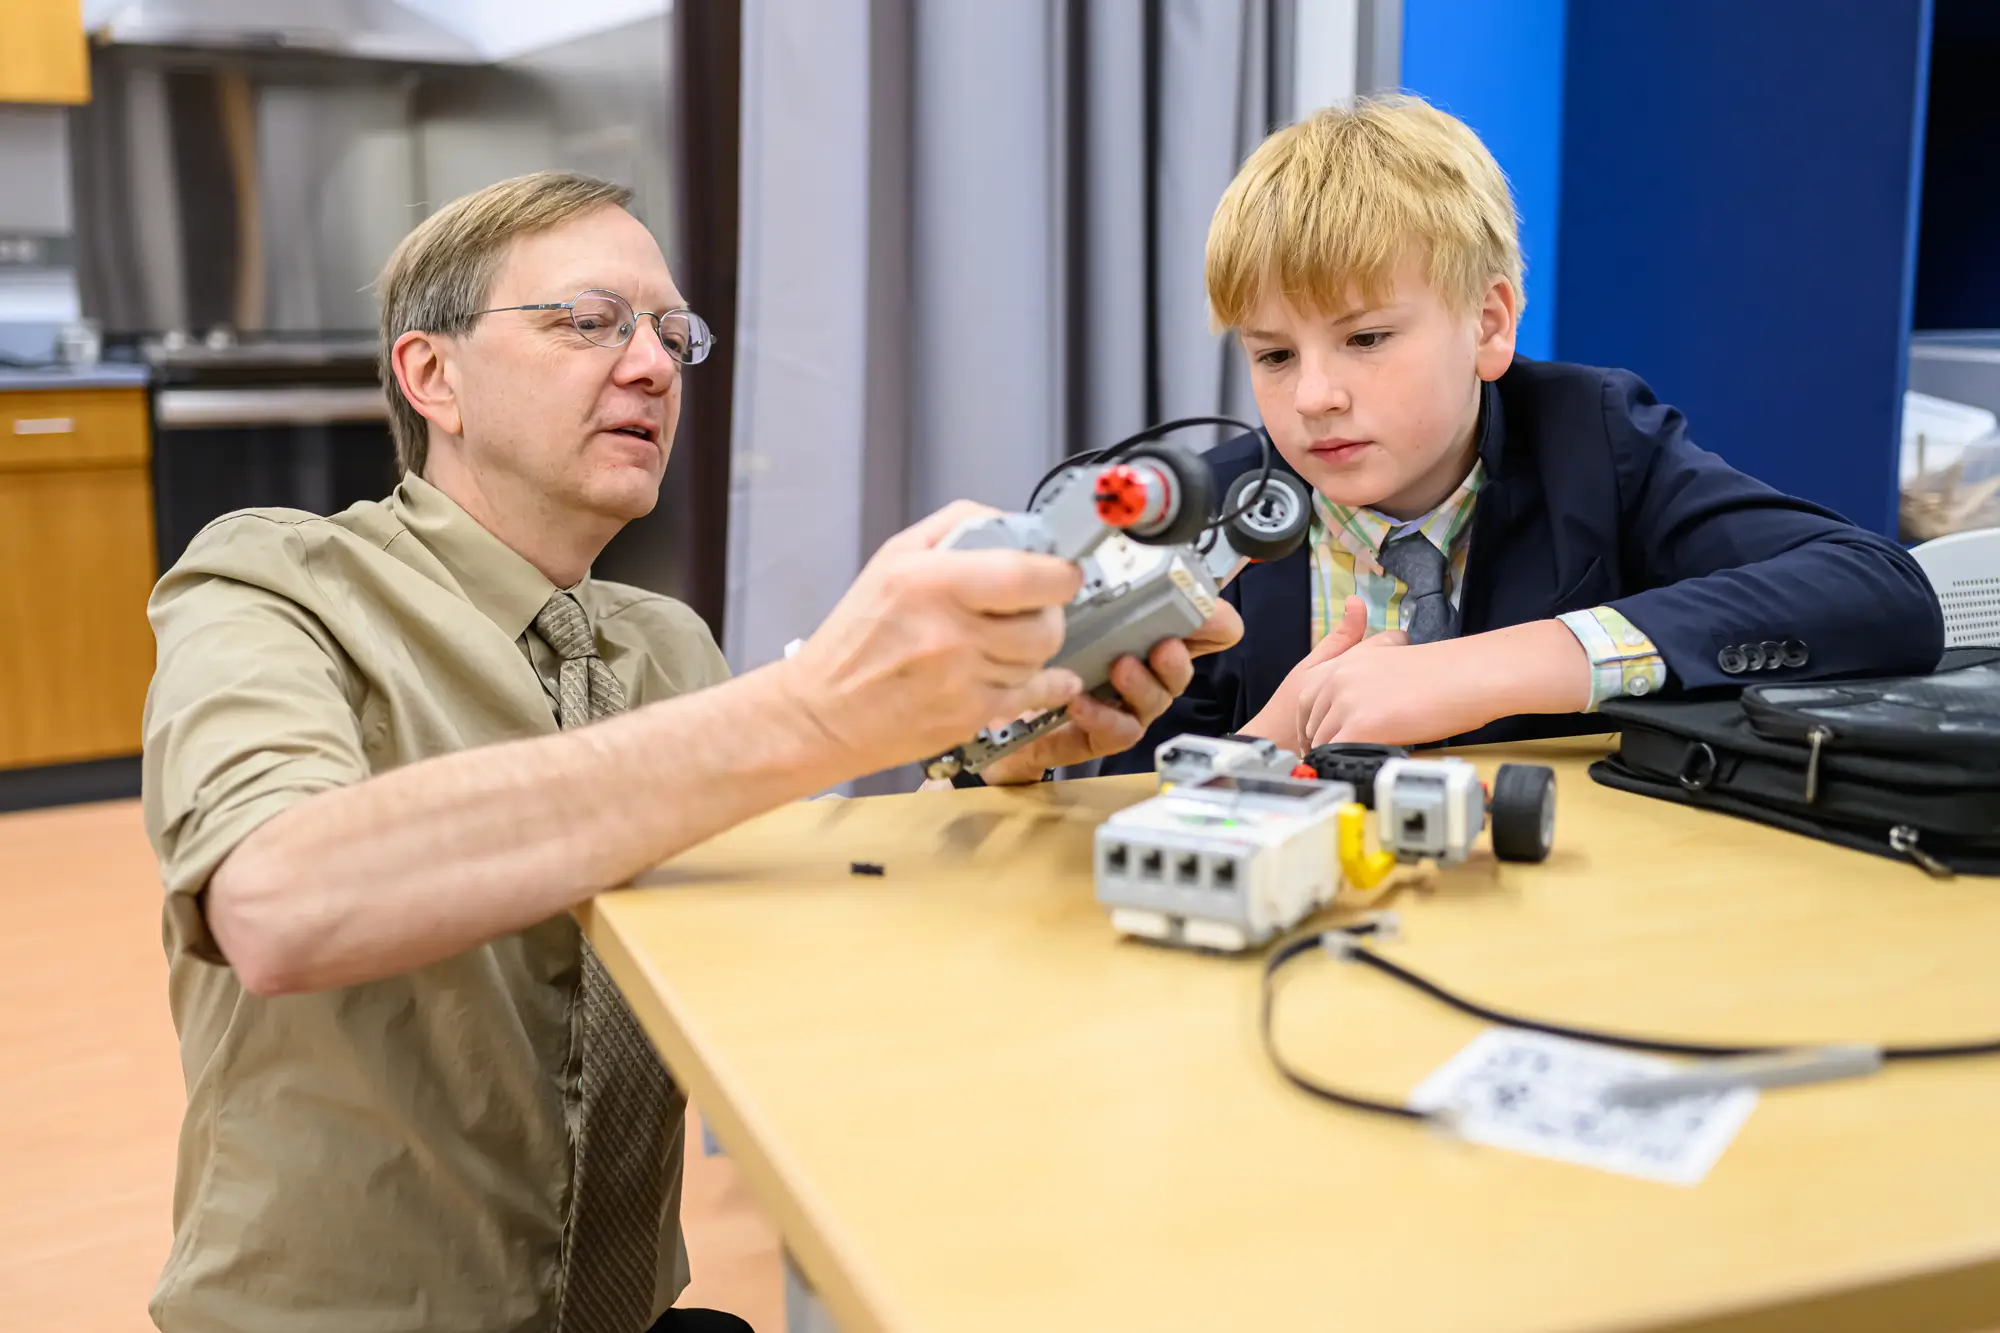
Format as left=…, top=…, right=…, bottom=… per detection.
left=1337, top=802, right=1397, bottom=892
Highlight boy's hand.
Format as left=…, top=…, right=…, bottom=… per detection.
left=1239, top=596, right=1374, bottom=753
left=978, top=600, right=1243, bottom=784
left=1297, top=618, right=1594, bottom=747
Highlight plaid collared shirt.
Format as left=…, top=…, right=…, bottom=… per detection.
left=1305, top=462, right=1666, bottom=710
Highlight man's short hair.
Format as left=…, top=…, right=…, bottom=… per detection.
left=376, top=171, right=634, bottom=476
left=1205, top=95, right=1523, bottom=331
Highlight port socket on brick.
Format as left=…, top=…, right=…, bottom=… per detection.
left=1139, top=848, right=1164, bottom=880
left=1211, top=858, right=1237, bottom=890
left=1104, top=843, right=1129, bottom=874
left=1174, top=853, right=1200, bottom=885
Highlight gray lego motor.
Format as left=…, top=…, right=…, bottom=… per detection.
left=923, top=431, right=1311, bottom=780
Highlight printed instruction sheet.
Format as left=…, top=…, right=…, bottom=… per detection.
left=1408, top=1028, right=1758, bottom=1186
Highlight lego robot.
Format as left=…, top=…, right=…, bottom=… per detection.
left=1095, top=736, right=1558, bottom=952
left=1295, top=742, right=1558, bottom=880
left=922, top=431, right=1312, bottom=781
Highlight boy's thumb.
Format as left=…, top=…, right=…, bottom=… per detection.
left=1309, top=596, right=1369, bottom=663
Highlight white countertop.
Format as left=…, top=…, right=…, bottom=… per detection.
left=0, top=364, right=151, bottom=392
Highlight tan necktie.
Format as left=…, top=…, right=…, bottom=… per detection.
left=535, top=591, right=673, bottom=1333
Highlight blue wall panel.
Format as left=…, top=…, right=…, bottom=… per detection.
left=1402, top=0, right=1568, bottom=359
left=1556, top=0, right=1933, bottom=536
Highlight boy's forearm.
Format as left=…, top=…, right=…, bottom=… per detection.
left=210, top=663, right=850, bottom=994
left=1262, top=619, right=1591, bottom=752
left=1472, top=619, right=1595, bottom=717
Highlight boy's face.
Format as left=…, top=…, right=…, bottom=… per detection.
left=1237, top=251, right=1517, bottom=520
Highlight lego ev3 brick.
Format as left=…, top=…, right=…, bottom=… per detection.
left=1094, top=774, right=1354, bottom=950
left=1053, top=550, right=1218, bottom=688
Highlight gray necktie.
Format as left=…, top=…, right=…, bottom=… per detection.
left=1377, top=532, right=1460, bottom=645
left=535, top=591, right=672, bottom=1333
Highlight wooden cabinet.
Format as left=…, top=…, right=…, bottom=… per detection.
left=0, top=388, right=156, bottom=770
left=0, top=0, right=90, bottom=105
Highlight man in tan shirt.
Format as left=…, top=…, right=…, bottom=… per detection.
left=141, top=172, right=1238, bottom=1333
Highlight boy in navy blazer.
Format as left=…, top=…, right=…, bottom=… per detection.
left=1101, top=96, right=1942, bottom=772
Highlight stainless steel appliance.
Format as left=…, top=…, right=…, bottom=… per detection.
left=145, top=334, right=398, bottom=571
left=64, top=9, right=709, bottom=609
left=88, top=0, right=486, bottom=65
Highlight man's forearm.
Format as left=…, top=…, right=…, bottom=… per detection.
left=210, top=662, right=850, bottom=994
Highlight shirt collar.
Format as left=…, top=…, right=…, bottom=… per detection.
left=388, top=474, right=565, bottom=642
left=1313, top=454, right=1487, bottom=564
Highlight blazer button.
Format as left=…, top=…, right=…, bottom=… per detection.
left=1717, top=645, right=1748, bottom=674
left=1760, top=640, right=1784, bottom=670
left=1744, top=643, right=1767, bottom=671
left=1782, top=640, right=1810, bottom=668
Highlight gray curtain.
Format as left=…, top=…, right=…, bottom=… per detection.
left=727, top=0, right=1396, bottom=791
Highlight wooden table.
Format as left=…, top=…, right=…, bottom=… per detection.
left=583, top=738, right=2000, bottom=1333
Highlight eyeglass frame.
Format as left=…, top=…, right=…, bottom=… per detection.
left=471, top=288, right=715, bottom=365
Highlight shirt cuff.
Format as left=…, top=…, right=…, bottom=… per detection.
left=1557, top=606, right=1668, bottom=712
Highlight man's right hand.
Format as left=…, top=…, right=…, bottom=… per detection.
left=776, top=501, right=1088, bottom=773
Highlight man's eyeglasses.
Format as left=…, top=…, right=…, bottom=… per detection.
left=474, top=289, right=715, bottom=365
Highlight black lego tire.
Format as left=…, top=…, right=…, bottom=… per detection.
left=1489, top=763, right=1557, bottom=863
left=1221, top=469, right=1311, bottom=562
left=1300, top=742, right=1408, bottom=807
left=1118, top=442, right=1215, bottom=546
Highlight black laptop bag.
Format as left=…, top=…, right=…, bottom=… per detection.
left=1589, top=648, right=2000, bottom=876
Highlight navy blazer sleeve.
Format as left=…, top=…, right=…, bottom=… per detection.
left=1599, top=372, right=1945, bottom=691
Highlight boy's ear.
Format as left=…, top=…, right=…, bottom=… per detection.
left=1473, top=278, right=1519, bottom=381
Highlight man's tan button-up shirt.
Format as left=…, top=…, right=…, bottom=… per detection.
left=141, top=475, right=728, bottom=1332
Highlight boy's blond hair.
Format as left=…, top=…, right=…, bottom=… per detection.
left=376, top=171, right=633, bottom=476
left=1205, top=95, right=1522, bottom=331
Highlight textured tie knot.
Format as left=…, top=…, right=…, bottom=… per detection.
left=534, top=591, right=626, bottom=729
left=1376, top=531, right=1459, bottom=645
left=1379, top=532, right=1446, bottom=594
left=535, top=592, right=599, bottom=662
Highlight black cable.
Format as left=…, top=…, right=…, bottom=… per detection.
left=1212, top=431, right=1279, bottom=529
left=1031, top=415, right=1277, bottom=533
left=1261, top=922, right=2000, bottom=1122
left=1260, top=926, right=1429, bottom=1122
left=1030, top=414, right=1255, bottom=501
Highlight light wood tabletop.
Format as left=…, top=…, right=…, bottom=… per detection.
left=583, top=737, right=2000, bottom=1333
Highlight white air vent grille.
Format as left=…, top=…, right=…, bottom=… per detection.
left=1941, top=575, right=2000, bottom=648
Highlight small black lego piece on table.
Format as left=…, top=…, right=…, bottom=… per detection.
left=1296, top=742, right=1410, bottom=807
left=849, top=861, right=886, bottom=877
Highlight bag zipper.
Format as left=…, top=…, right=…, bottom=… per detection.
left=1804, top=725, right=1832, bottom=805
left=1889, top=824, right=1955, bottom=879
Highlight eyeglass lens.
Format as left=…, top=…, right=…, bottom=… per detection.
left=569, top=291, right=710, bottom=364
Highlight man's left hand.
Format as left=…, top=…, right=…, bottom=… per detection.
left=979, top=600, right=1244, bottom=784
